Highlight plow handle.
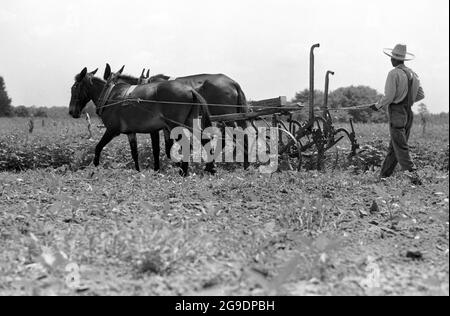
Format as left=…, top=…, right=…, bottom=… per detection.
left=309, top=44, right=320, bottom=121
left=323, top=70, right=335, bottom=122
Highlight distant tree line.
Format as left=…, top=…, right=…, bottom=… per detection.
left=0, top=76, right=12, bottom=117
left=292, top=85, right=387, bottom=123
left=10, top=105, right=49, bottom=118
left=0, top=76, right=48, bottom=117
left=416, top=103, right=449, bottom=125
left=0, top=75, right=96, bottom=119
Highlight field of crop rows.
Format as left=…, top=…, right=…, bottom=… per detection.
left=0, top=117, right=448, bottom=295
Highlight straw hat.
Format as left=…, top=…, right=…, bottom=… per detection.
left=383, top=44, right=415, bottom=61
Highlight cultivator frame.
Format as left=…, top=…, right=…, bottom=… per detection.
left=212, top=43, right=360, bottom=171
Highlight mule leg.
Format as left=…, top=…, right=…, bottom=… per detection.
left=164, top=129, right=174, bottom=160
left=200, top=126, right=216, bottom=175
left=180, top=162, right=189, bottom=177
left=94, top=130, right=116, bottom=167
left=127, top=133, right=140, bottom=172
left=150, top=131, right=161, bottom=171
left=202, top=138, right=217, bottom=175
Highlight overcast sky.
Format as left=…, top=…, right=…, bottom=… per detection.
left=0, top=0, right=448, bottom=113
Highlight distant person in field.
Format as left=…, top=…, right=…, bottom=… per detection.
left=420, top=112, right=427, bottom=135
left=370, top=44, right=425, bottom=185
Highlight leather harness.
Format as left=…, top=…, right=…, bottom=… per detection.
left=97, top=83, right=138, bottom=116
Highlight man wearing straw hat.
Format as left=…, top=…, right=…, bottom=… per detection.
left=370, top=44, right=425, bottom=185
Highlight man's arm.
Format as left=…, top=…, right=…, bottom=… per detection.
left=375, top=71, right=397, bottom=110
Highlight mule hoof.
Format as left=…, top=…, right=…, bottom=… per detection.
left=179, top=170, right=189, bottom=177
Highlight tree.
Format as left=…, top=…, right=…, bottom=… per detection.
left=0, top=76, right=12, bottom=117
left=13, top=106, right=30, bottom=117
left=417, top=103, right=429, bottom=116
left=292, top=85, right=386, bottom=123
left=329, top=86, right=383, bottom=123
left=291, top=89, right=325, bottom=121
left=293, top=89, right=325, bottom=107
left=31, top=107, right=48, bottom=118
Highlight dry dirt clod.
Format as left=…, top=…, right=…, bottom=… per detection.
left=406, top=250, right=424, bottom=261
left=359, top=210, right=369, bottom=218
left=370, top=200, right=380, bottom=214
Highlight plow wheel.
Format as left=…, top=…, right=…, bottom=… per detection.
left=327, top=119, right=360, bottom=160
left=291, top=117, right=333, bottom=171
left=291, top=118, right=329, bottom=170
left=339, top=119, right=360, bottom=157
left=313, top=117, right=362, bottom=170
left=276, top=125, right=303, bottom=171
left=252, top=119, right=302, bottom=172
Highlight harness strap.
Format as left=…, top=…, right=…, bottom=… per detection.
left=396, top=67, right=414, bottom=108
left=97, top=82, right=117, bottom=116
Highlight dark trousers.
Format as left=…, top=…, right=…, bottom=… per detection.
left=380, top=103, right=416, bottom=178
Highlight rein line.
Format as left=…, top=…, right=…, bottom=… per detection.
left=94, top=98, right=374, bottom=112
left=95, top=98, right=294, bottom=111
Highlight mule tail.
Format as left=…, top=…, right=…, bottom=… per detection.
left=192, top=89, right=212, bottom=128
left=233, top=83, right=248, bottom=114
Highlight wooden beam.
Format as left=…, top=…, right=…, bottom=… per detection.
left=250, top=96, right=287, bottom=109
left=210, top=106, right=304, bottom=123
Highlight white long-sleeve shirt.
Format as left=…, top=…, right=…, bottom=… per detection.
left=376, top=65, right=425, bottom=110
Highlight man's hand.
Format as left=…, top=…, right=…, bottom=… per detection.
left=370, top=103, right=379, bottom=111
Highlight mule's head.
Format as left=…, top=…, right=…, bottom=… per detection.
left=69, top=67, right=98, bottom=118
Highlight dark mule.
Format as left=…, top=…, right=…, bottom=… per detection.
left=109, top=66, right=163, bottom=171
left=69, top=66, right=216, bottom=176
left=117, top=71, right=250, bottom=168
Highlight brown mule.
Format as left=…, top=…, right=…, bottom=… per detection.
left=69, top=66, right=216, bottom=176
left=115, top=71, right=250, bottom=169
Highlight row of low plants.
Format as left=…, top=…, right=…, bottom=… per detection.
left=0, top=138, right=76, bottom=172
left=1, top=134, right=448, bottom=173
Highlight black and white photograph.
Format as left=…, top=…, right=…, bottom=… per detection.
left=0, top=0, right=448, bottom=299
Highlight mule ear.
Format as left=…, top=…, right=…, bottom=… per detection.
left=141, top=68, right=146, bottom=78
left=118, top=65, right=125, bottom=75
left=77, top=67, right=88, bottom=82
left=90, top=68, right=98, bottom=76
left=146, top=69, right=150, bottom=78
left=104, top=64, right=112, bottom=80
